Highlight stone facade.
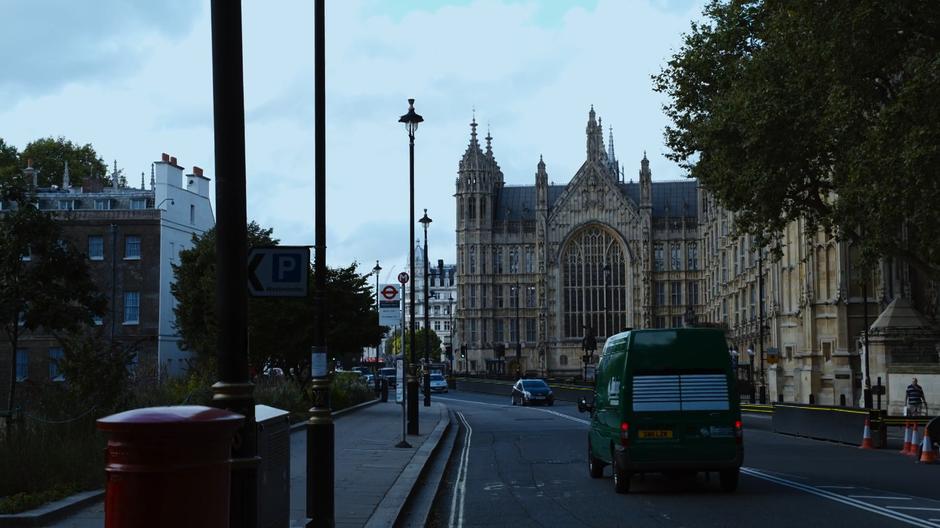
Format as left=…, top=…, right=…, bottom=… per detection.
left=455, top=108, right=703, bottom=376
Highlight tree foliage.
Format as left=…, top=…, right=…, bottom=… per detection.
left=172, top=223, right=385, bottom=378
left=19, top=137, right=109, bottom=188
left=654, top=1, right=940, bottom=274
left=0, top=177, right=107, bottom=415
left=386, top=327, right=442, bottom=363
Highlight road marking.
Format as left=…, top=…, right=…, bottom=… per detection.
left=818, top=485, right=857, bottom=489
left=435, top=395, right=591, bottom=425
left=741, top=468, right=940, bottom=528
left=849, top=496, right=913, bottom=501
left=449, top=411, right=472, bottom=528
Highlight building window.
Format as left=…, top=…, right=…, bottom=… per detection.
left=655, top=316, right=666, bottom=328
left=48, top=347, right=64, bottom=381
left=688, top=242, right=698, bottom=270
left=469, top=319, right=478, bottom=344
left=190, top=204, right=196, bottom=224
left=509, top=247, right=519, bottom=273
left=670, top=281, right=682, bottom=306
left=495, top=320, right=504, bottom=343
left=525, top=246, right=534, bottom=273
left=93, top=315, right=103, bottom=326
left=130, top=198, right=147, bottom=210
left=494, top=248, right=503, bottom=274
left=561, top=226, right=627, bottom=338
left=443, top=320, right=451, bottom=331
left=15, top=349, right=28, bottom=381
left=721, top=251, right=728, bottom=283
left=785, top=345, right=794, bottom=361
left=822, top=341, right=833, bottom=362
left=88, top=235, right=104, bottom=260
left=671, top=243, right=681, bottom=270
left=58, top=200, right=74, bottom=210
left=560, top=355, right=568, bottom=366
left=525, top=319, right=536, bottom=342
left=656, top=282, right=666, bottom=306
left=688, top=281, right=700, bottom=306
left=468, top=285, right=476, bottom=308
left=94, top=199, right=111, bottom=210
left=21, top=245, right=31, bottom=261
left=526, top=286, right=536, bottom=308
left=469, top=246, right=476, bottom=274
left=672, top=316, right=683, bottom=328
left=654, top=244, right=664, bottom=271
left=509, top=320, right=518, bottom=342
left=125, top=235, right=141, bottom=259
left=123, top=291, right=140, bottom=324
left=480, top=284, right=488, bottom=308
left=495, top=285, right=504, bottom=308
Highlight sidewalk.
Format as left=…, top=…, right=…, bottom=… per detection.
left=34, top=399, right=448, bottom=528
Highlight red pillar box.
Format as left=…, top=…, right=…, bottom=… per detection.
left=97, top=406, right=244, bottom=528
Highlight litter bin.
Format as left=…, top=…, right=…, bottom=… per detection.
left=256, top=405, right=290, bottom=528
left=97, top=405, right=244, bottom=528
left=380, top=378, right=389, bottom=402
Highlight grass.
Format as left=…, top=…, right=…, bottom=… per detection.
left=0, top=372, right=375, bottom=514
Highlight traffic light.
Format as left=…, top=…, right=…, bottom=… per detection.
left=460, top=344, right=467, bottom=359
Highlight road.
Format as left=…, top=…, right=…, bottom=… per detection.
left=430, top=390, right=940, bottom=528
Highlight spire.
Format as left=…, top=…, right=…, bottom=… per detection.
left=140, top=171, right=145, bottom=190
left=62, top=161, right=70, bottom=189
left=150, top=163, right=155, bottom=189
left=586, top=106, right=605, bottom=161
left=112, top=160, right=119, bottom=190
left=459, top=113, right=485, bottom=172
left=485, top=123, right=493, bottom=157
left=537, top=154, right=545, bottom=171
left=608, top=126, right=616, bottom=163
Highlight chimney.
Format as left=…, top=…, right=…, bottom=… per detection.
left=169, top=156, right=178, bottom=166
left=193, top=166, right=203, bottom=177
left=186, top=165, right=211, bottom=198
left=162, top=153, right=170, bottom=162
left=24, top=158, right=37, bottom=187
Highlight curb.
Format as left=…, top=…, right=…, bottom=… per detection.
left=0, top=399, right=382, bottom=527
left=0, top=490, right=104, bottom=528
left=364, top=404, right=451, bottom=528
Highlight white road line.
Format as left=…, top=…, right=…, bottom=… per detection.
left=435, top=395, right=591, bottom=425
left=741, top=468, right=940, bottom=528
left=849, top=496, right=914, bottom=501
left=449, top=411, right=472, bottom=528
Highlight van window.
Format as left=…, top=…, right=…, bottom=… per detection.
left=632, top=372, right=729, bottom=412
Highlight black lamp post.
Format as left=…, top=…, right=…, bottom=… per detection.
left=602, top=263, right=611, bottom=337
left=512, top=282, right=521, bottom=378
left=399, top=98, right=423, bottom=435
left=419, top=209, right=432, bottom=406
left=373, top=260, right=382, bottom=362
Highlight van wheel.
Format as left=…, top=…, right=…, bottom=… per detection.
left=588, top=444, right=605, bottom=478
left=511, top=396, right=516, bottom=406
left=612, top=452, right=631, bottom=493
left=719, top=469, right=739, bottom=492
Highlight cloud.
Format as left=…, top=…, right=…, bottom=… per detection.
left=0, top=0, right=203, bottom=102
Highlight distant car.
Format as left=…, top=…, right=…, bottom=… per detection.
left=428, top=374, right=448, bottom=393
left=351, top=366, right=369, bottom=375
left=511, top=379, right=554, bottom=406
left=361, top=373, right=375, bottom=386
left=378, top=367, right=397, bottom=388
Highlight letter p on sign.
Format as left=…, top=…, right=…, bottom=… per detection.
left=273, top=254, right=302, bottom=282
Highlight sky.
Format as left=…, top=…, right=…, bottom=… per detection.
left=0, top=0, right=704, bottom=285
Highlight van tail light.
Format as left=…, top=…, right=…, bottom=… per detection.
left=734, top=420, right=743, bottom=445
left=620, top=422, right=630, bottom=447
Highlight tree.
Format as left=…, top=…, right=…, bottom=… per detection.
left=0, top=177, right=107, bottom=419
left=19, top=137, right=108, bottom=188
left=654, top=1, right=940, bottom=274
left=387, top=327, right=442, bottom=364
left=0, top=139, right=18, bottom=180
left=172, top=223, right=386, bottom=379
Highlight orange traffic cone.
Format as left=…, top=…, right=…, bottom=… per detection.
left=908, top=424, right=921, bottom=457
left=900, top=422, right=912, bottom=454
left=859, top=418, right=875, bottom=449
left=918, top=431, right=937, bottom=464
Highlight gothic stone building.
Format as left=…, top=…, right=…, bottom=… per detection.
left=455, top=108, right=703, bottom=376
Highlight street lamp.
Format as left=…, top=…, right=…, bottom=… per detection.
left=512, top=282, right=521, bottom=378
left=602, top=263, right=611, bottom=337
left=400, top=98, right=423, bottom=435
left=419, top=209, right=432, bottom=407
left=373, top=260, right=382, bottom=363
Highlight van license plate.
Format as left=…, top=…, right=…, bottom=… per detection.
left=639, top=430, right=673, bottom=439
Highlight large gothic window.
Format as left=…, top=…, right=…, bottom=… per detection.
left=562, top=226, right=628, bottom=338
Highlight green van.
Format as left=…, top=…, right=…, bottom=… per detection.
left=577, top=328, right=743, bottom=493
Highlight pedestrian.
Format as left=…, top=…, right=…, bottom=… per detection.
left=906, top=377, right=926, bottom=416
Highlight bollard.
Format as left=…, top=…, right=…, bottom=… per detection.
left=840, top=394, right=846, bottom=407
left=97, top=406, right=244, bottom=528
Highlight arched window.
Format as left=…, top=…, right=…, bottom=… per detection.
left=561, top=225, right=628, bottom=338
